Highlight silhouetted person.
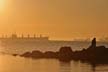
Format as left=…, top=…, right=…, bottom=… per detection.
left=92, top=38, right=96, bottom=48
left=89, top=38, right=96, bottom=48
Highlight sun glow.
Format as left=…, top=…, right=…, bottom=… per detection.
left=0, top=0, right=6, bottom=12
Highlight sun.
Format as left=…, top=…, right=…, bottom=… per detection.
left=0, top=0, right=5, bottom=11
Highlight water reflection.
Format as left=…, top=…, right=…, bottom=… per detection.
left=91, top=63, right=108, bottom=72
left=80, top=61, right=108, bottom=72
left=59, top=60, right=96, bottom=72
left=1, top=55, right=108, bottom=72
left=90, top=63, right=96, bottom=72
left=59, top=61, right=71, bottom=72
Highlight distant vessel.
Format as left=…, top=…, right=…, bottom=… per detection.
left=0, top=34, right=49, bottom=43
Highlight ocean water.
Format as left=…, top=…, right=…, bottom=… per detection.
left=0, top=40, right=108, bottom=54
left=0, top=55, right=108, bottom=72
left=0, top=41, right=108, bottom=72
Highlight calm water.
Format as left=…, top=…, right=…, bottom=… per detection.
left=0, top=41, right=108, bottom=72
left=0, top=41, right=108, bottom=54
left=0, top=55, right=108, bottom=72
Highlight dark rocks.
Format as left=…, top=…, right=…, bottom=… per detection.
left=44, top=51, right=58, bottom=58
left=73, top=38, right=108, bottom=63
left=20, top=47, right=73, bottom=62
left=20, top=52, right=31, bottom=57
left=31, top=51, right=44, bottom=58
left=21, top=51, right=43, bottom=58
left=20, top=38, right=108, bottom=63
left=58, top=47, right=73, bottom=61
left=12, top=54, right=18, bottom=56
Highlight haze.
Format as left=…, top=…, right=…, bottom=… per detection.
left=0, top=0, right=108, bottom=40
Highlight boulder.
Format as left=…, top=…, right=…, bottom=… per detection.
left=44, top=51, right=58, bottom=58
left=58, top=46, right=73, bottom=61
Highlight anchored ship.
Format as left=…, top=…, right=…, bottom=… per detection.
left=0, top=34, right=49, bottom=54
left=0, top=34, right=49, bottom=44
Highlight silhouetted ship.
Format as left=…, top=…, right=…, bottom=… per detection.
left=0, top=34, right=49, bottom=44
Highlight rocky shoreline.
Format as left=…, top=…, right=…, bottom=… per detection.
left=14, top=38, right=108, bottom=63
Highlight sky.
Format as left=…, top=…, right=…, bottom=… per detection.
left=0, top=0, right=108, bottom=40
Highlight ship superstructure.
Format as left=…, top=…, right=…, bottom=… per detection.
left=0, top=34, right=49, bottom=43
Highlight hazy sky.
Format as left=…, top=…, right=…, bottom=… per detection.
left=0, top=0, right=108, bottom=40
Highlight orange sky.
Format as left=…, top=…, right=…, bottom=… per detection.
left=0, top=0, right=108, bottom=40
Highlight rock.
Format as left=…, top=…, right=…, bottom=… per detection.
left=20, top=52, right=31, bottom=57
left=12, top=54, right=18, bottom=56
left=31, top=50, right=44, bottom=58
left=44, top=51, right=58, bottom=58
left=77, top=38, right=108, bottom=63
left=58, top=46, right=73, bottom=61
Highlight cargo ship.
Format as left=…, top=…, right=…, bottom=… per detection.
left=0, top=34, right=49, bottom=44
